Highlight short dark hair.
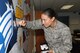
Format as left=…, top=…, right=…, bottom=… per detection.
left=42, top=8, right=57, bottom=19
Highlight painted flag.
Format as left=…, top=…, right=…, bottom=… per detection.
left=0, top=0, right=13, bottom=53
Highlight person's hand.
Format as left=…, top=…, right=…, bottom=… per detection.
left=48, top=49, right=53, bottom=53
left=18, top=20, right=26, bottom=26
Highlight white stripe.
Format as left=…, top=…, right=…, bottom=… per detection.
left=0, top=44, right=3, bottom=50
left=0, top=11, right=10, bottom=23
left=0, top=12, right=12, bottom=33
left=3, top=20, right=12, bottom=38
left=5, top=28, right=12, bottom=46
left=5, top=32, right=13, bottom=53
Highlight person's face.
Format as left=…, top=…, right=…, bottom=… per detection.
left=41, top=14, right=55, bottom=27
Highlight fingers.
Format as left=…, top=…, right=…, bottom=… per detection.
left=22, top=20, right=26, bottom=25
left=18, top=20, right=26, bottom=26
left=21, top=20, right=26, bottom=26
left=48, top=49, right=53, bottom=53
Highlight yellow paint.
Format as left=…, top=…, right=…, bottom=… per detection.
left=18, top=0, right=22, bottom=6
left=15, top=6, right=24, bottom=19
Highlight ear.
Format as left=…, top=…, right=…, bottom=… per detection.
left=51, top=17, right=55, bottom=21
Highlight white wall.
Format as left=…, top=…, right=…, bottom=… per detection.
left=58, top=12, right=80, bottom=33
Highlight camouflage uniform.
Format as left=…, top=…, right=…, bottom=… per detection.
left=26, top=19, right=72, bottom=53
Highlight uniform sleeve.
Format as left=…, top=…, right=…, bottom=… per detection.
left=53, top=27, right=72, bottom=53
left=26, top=19, right=42, bottom=29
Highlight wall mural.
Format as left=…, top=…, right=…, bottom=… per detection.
left=0, top=0, right=32, bottom=53
left=7, top=0, right=24, bottom=53
left=7, top=0, right=31, bottom=53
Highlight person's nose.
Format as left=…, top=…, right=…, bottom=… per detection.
left=42, top=20, right=44, bottom=25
